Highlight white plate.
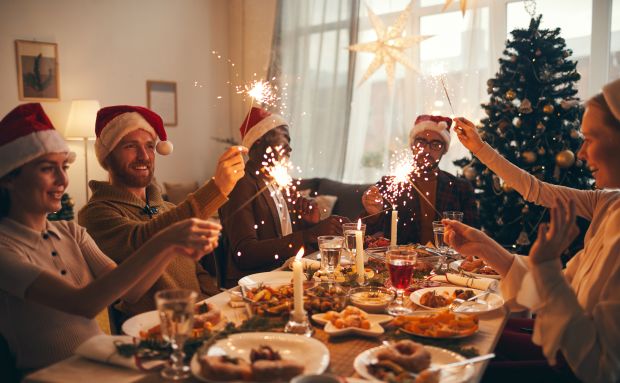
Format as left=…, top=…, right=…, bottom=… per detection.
left=449, top=260, right=501, bottom=280
left=354, top=345, right=474, bottom=383
left=312, top=312, right=393, bottom=338
left=238, top=271, right=293, bottom=288
left=410, top=286, right=504, bottom=313
left=191, top=332, right=330, bottom=382
left=396, top=312, right=479, bottom=339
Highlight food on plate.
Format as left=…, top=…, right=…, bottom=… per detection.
left=460, top=255, right=499, bottom=276
left=407, top=279, right=442, bottom=292
left=348, top=286, right=394, bottom=313
left=365, top=235, right=391, bottom=248
left=140, top=302, right=221, bottom=339
left=419, top=289, right=476, bottom=308
left=313, top=265, right=375, bottom=283
left=243, top=283, right=347, bottom=316
left=413, top=260, right=434, bottom=275
left=322, top=306, right=371, bottom=329
left=390, top=310, right=479, bottom=338
left=376, top=340, right=431, bottom=373
left=199, top=346, right=304, bottom=382
left=304, top=283, right=348, bottom=313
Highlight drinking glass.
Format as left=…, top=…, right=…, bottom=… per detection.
left=155, top=289, right=197, bottom=380
left=442, top=211, right=464, bottom=222
left=432, top=221, right=451, bottom=273
left=318, top=235, right=344, bottom=284
left=342, top=223, right=366, bottom=266
left=385, top=246, right=417, bottom=315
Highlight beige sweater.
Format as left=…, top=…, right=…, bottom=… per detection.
left=78, top=179, right=227, bottom=316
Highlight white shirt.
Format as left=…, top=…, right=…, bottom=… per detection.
left=267, top=183, right=293, bottom=236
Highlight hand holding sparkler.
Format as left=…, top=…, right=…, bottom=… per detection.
left=293, top=196, right=319, bottom=225
left=362, top=186, right=385, bottom=219
left=454, top=117, right=484, bottom=153
left=213, top=146, right=248, bottom=196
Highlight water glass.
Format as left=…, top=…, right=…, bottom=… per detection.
left=432, top=221, right=451, bottom=272
left=342, top=223, right=366, bottom=266
left=156, top=289, right=197, bottom=380
left=318, top=235, right=344, bottom=283
left=385, top=246, right=417, bottom=315
left=442, top=211, right=464, bottom=222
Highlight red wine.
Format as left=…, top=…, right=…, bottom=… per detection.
left=387, top=260, right=414, bottom=290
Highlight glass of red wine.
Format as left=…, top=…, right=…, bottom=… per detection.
left=385, top=245, right=417, bottom=315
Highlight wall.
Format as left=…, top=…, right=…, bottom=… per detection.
left=0, top=0, right=232, bottom=211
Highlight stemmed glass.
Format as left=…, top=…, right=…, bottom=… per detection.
left=342, top=223, right=366, bottom=266
left=432, top=221, right=451, bottom=273
left=385, top=246, right=417, bottom=315
left=155, top=289, right=197, bottom=380
left=318, top=235, right=344, bottom=284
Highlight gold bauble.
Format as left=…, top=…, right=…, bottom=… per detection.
left=556, top=150, right=575, bottom=168
left=513, top=117, right=522, bottom=128
left=505, top=89, right=516, bottom=100
left=522, top=151, right=537, bottom=163
left=543, top=104, right=554, bottom=114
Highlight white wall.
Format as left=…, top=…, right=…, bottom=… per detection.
left=0, top=0, right=232, bottom=211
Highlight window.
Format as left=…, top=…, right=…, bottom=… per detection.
left=611, top=0, right=620, bottom=80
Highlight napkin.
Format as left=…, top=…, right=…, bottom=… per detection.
left=75, top=335, right=164, bottom=371
left=280, top=257, right=321, bottom=271
left=430, top=273, right=499, bottom=291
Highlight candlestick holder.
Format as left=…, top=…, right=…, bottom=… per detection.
left=284, top=310, right=314, bottom=336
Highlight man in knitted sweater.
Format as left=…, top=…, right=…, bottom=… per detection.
left=78, top=105, right=246, bottom=316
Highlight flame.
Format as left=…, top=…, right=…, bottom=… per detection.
left=295, top=247, right=305, bottom=261
left=357, top=218, right=362, bottom=230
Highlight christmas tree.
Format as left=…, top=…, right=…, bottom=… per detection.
left=454, top=15, right=593, bottom=255
left=47, top=193, right=75, bottom=221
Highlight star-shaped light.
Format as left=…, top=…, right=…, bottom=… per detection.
left=442, top=0, right=470, bottom=16
left=348, top=1, right=432, bottom=88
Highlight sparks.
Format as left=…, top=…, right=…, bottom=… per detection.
left=237, top=79, right=278, bottom=108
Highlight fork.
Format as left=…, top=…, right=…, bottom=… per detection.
left=449, top=291, right=491, bottom=312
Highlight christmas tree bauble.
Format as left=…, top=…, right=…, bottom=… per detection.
left=535, top=48, right=542, bottom=56
left=513, top=117, right=522, bottom=127
left=543, top=104, right=554, bottom=114
left=538, top=147, right=546, bottom=155
left=556, top=150, right=575, bottom=168
left=561, top=99, right=579, bottom=110
left=516, top=230, right=531, bottom=246
left=519, top=98, right=533, bottom=113
left=522, top=151, right=537, bottom=163
left=505, top=89, right=517, bottom=100
left=537, top=122, right=545, bottom=132
left=463, top=166, right=477, bottom=181
left=498, top=120, right=510, bottom=132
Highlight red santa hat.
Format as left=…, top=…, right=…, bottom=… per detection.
left=239, top=107, right=288, bottom=149
left=409, top=114, right=453, bottom=148
left=0, top=103, right=74, bottom=178
left=603, top=77, right=620, bottom=123
left=94, top=105, right=173, bottom=168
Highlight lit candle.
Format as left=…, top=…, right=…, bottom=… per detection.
left=356, top=219, right=364, bottom=284
left=292, top=247, right=305, bottom=321
left=390, top=209, right=398, bottom=246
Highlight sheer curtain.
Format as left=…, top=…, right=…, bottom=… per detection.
left=269, top=0, right=358, bottom=180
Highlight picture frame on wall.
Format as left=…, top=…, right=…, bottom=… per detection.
left=147, top=80, right=177, bottom=126
left=15, top=40, right=60, bottom=101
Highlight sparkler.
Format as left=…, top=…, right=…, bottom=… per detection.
left=440, top=76, right=455, bottom=116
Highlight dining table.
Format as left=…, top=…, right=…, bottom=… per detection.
left=24, top=270, right=510, bottom=383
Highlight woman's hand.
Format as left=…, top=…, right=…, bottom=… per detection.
left=529, top=198, right=579, bottom=265
left=213, top=146, right=248, bottom=196
left=362, top=186, right=384, bottom=216
left=454, top=117, right=484, bottom=153
left=156, top=218, right=222, bottom=260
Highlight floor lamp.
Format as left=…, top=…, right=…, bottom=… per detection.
left=65, top=100, right=100, bottom=201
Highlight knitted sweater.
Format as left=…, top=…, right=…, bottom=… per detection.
left=78, top=179, right=227, bottom=316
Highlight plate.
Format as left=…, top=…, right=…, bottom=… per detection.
left=410, top=286, right=504, bottom=313
left=393, top=311, right=479, bottom=339
left=354, top=345, right=474, bottom=383
left=312, top=312, right=392, bottom=338
left=190, top=332, right=330, bottom=382
left=238, top=271, right=293, bottom=288
left=449, top=260, right=501, bottom=280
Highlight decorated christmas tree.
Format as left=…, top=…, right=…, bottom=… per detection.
left=454, top=15, right=593, bottom=255
left=47, top=193, right=75, bottom=221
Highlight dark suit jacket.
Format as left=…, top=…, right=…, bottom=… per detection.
left=219, top=160, right=314, bottom=287
left=363, top=170, right=479, bottom=245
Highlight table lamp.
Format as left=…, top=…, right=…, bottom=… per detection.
left=65, top=100, right=100, bottom=200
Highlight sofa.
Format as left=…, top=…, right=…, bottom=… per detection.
left=296, top=178, right=373, bottom=221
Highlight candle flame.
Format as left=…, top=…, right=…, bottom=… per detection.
left=357, top=218, right=362, bottom=230
left=295, top=247, right=305, bottom=261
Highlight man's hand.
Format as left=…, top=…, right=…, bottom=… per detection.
left=454, top=117, right=484, bottom=153
left=213, top=146, right=248, bottom=196
left=362, top=186, right=384, bottom=216
left=293, top=196, right=319, bottom=225
left=529, top=198, right=579, bottom=266
left=304, top=215, right=350, bottom=243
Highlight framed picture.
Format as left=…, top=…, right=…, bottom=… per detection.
left=15, top=40, right=60, bottom=101
left=147, top=80, right=177, bottom=126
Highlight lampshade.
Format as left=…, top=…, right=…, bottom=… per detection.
left=65, top=99, right=100, bottom=138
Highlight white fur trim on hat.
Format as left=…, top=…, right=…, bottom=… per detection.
left=409, top=120, right=451, bottom=147
left=0, top=129, right=73, bottom=177
left=95, top=112, right=158, bottom=169
left=603, top=78, right=620, bottom=123
left=241, top=114, right=288, bottom=149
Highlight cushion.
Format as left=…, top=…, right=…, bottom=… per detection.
left=298, top=189, right=338, bottom=221
left=163, top=181, right=199, bottom=205
left=316, top=179, right=372, bottom=220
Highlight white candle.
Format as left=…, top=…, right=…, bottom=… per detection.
left=390, top=209, right=398, bottom=247
left=292, top=247, right=305, bottom=321
left=355, top=219, right=364, bottom=284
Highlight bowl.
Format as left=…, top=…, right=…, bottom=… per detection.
left=305, top=282, right=349, bottom=313
left=348, top=286, right=395, bottom=313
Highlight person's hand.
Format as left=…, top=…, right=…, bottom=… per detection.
left=443, top=219, right=495, bottom=258
left=454, top=117, right=484, bottom=153
left=362, top=186, right=384, bottom=216
left=293, top=196, right=319, bottom=225
left=304, top=216, right=350, bottom=243
left=529, top=198, right=579, bottom=265
left=213, top=146, right=248, bottom=196
left=156, top=218, right=222, bottom=260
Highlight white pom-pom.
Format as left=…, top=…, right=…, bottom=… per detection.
left=156, top=140, right=173, bottom=155
left=66, top=151, right=77, bottom=163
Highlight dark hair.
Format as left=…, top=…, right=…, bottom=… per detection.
left=0, top=168, right=22, bottom=218
left=586, top=93, right=620, bottom=131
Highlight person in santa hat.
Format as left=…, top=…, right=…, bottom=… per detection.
left=219, top=107, right=349, bottom=287
left=0, top=103, right=218, bottom=374
left=361, top=114, right=479, bottom=246
left=78, top=105, right=247, bottom=318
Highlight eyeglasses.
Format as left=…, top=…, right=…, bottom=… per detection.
left=413, top=138, right=445, bottom=151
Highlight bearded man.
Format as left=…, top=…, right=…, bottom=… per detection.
left=78, top=105, right=246, bottom=317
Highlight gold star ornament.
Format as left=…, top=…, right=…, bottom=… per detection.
left=348, top=1, right=432, bottom=88
left=443, top=0, right=471, bottom=16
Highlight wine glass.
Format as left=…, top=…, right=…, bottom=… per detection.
left=155, top=289, right=197, bottom=380
left=318, top=235, right=344, bottom=284
left=433, top=220, right=452, bottom=272
left=342, top=223, right=366, bottom=266
left=385, top=246, right=417, bottom=315
left=441, top=211, right=463, bottom=258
